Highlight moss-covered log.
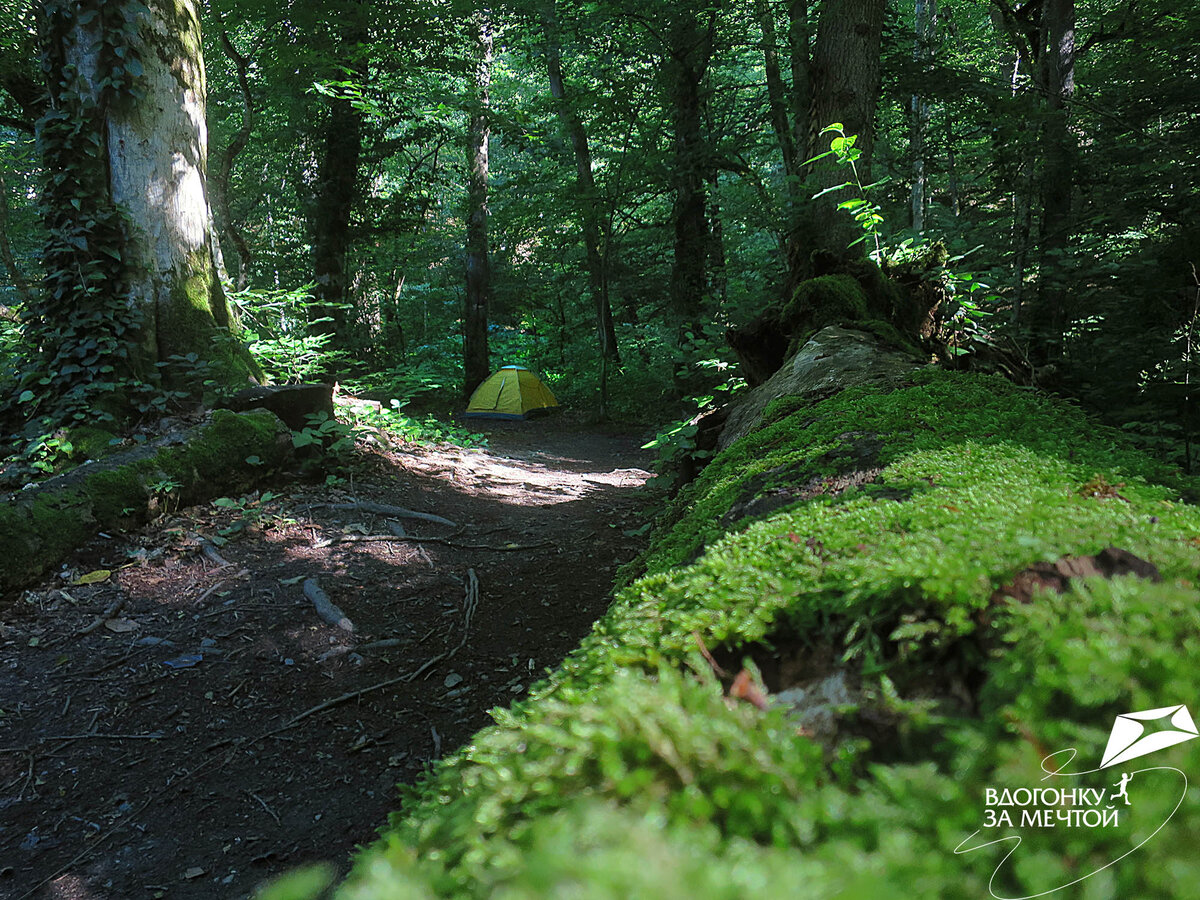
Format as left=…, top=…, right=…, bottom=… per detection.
left=321, top=357, right=1200, bottom=899
left=0, top=409, right=289, bottom=597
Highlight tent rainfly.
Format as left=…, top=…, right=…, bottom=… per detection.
left=464, top=366, right=559, bottom=419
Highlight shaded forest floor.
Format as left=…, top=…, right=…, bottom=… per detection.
left=0, top=418, right=653, bottom=899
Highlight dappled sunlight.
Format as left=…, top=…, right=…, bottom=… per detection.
left=394, top=444, right=650, bottom=509
left=48, top=873, right=100, bottom=899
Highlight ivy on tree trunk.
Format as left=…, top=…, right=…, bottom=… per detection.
left=22, top=0, right=258, bottom=423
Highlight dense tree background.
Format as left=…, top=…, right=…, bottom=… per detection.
left=1, top=0, right=1197, bottom=468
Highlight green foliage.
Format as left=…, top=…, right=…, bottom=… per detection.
left=337, top=397, right=484, bottom=449
left=229, top=283, right=348, bottom=384
left=211, top=489, right=280, bottom=536
left=807, top=124, right=885, bottom=261
left=291, top=411, right=354, bottom=454
left=14, top=0, right=148, bottom=423
left=642, top=358, right=744, bottom=476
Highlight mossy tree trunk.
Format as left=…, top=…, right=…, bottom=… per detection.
left=29, top=0, right=258, bottom=413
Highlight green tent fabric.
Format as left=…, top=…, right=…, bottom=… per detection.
left=464, top=366, right=559, bottom=419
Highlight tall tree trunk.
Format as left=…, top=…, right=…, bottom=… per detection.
left=666, top=11, right=715, bottom=326
left=756, top=0, right=812, bottom=284
left=30, top=0, right=258, bottom=406
left=211, top=9, right=255, bottom=291
left=309, top=8, right=366, bottom=349
left=463, top=12, right=493, bottom=400
left=810, top=0, right=885, bottom=183
left=786, top=0, right=885, bottom=278
left=0, top=170, right=32, bottom=306
left=540, top=0, right=619, bottom=363
left=756, top=0, right=801, bottom=186
left=1032, top=0, right=1076, bottom=360
left=910, top=0, right=937, bottom=232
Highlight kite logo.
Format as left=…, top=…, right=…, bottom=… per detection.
left=955, top=703, right=1195, bottom=899
left=1099, top=705, right=1199, bottom=769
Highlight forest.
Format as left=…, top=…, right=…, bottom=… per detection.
left=2, top=0, right=1200, bottom=898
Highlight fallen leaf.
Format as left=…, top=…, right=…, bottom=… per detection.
left=183, top=866, right=206, bottom=880
left=104, top=618, right=139, bottom=633
left=729, top=668, right=770, bottom=710
left=73, top=569, right=112, bottom=586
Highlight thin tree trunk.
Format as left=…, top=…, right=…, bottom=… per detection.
left=1032, top=0, right=1076, bottom=360
left=0, top=170, right=32, bottom=306
left=757, top=0, right=800, bottom=185
left=757, top=0, right=811, bottom=285
left=945, top=118, right=961, bottom=220
left=212, top=10, right=255, bottom=290
left=310, top=5, right=366, bottom=346
left=788, top=0, right=811, bottom=159
left=463, top=12, right=493, bottom=400
left=541, top=0, right=619, bottom=363
left=910, top=0, right=937, bottom=232
left=667, top=12, right=715, bottom=325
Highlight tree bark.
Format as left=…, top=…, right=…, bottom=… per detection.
left=309, top=6, right=367, bottom=348
left=0, top=169, right=32, bottom=306
left=463, top=12, right=493, bottom=400
left=666, top=11, right=715, bottom=325
left=211, top=10, right=255, bottom=291
left=785, top=0, right=885, bottom=278
left=31, top=0, right=258, bottom=400
left=910, top=0, right=937, bottom=232
left=541, top=0, right=619, bottom=363
left=810, top=0, right=885, bottom=183
left=1032, top=0, right=1076, bottom=359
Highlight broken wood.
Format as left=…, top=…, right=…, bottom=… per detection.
left=231, top=567, right=484, bottom=747
left=199, top=540, right=231, bottom=568
left=75, top=596, right=129, bottom=639
left=303, top=578, right=355, bottom=632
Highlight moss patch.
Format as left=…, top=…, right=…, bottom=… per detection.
left=0, top=409, right=288, bottom=597
left=330, top=369, right=1200, bottom=900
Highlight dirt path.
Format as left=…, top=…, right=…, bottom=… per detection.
left=0, top=419, right=652, bottom=899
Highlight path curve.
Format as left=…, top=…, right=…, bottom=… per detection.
left=0, top=420, right=652, bottom=899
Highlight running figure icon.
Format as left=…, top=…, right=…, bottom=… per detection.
left=1111, top=772, right=1134, bottom=805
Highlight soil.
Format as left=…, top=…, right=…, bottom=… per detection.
left=0, top=417, right=654, bottom=899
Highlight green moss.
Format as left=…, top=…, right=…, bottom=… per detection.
left=0, top=410, right=287, bottom=597
left=782, top=274, right=869, bottom=324
left=327, top=368, right=1200, bottom=899
left=67, top=426, right=120, bottom=461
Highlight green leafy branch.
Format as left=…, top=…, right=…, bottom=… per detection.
left=805, top=123, right=885, bottom=262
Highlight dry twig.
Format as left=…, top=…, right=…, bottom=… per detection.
left=303, top=578, right=355, bottom=632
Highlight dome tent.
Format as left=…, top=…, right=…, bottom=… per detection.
left=464, top=366, right=559, bottom=420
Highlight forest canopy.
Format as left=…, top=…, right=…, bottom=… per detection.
left=0, top=0, right=1197, bottom=468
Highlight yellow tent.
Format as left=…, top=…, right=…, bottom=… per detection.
left=464, top=366, right=559, bottom=419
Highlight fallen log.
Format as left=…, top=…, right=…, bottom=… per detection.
left=0, top=409, right=291, bottom=599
